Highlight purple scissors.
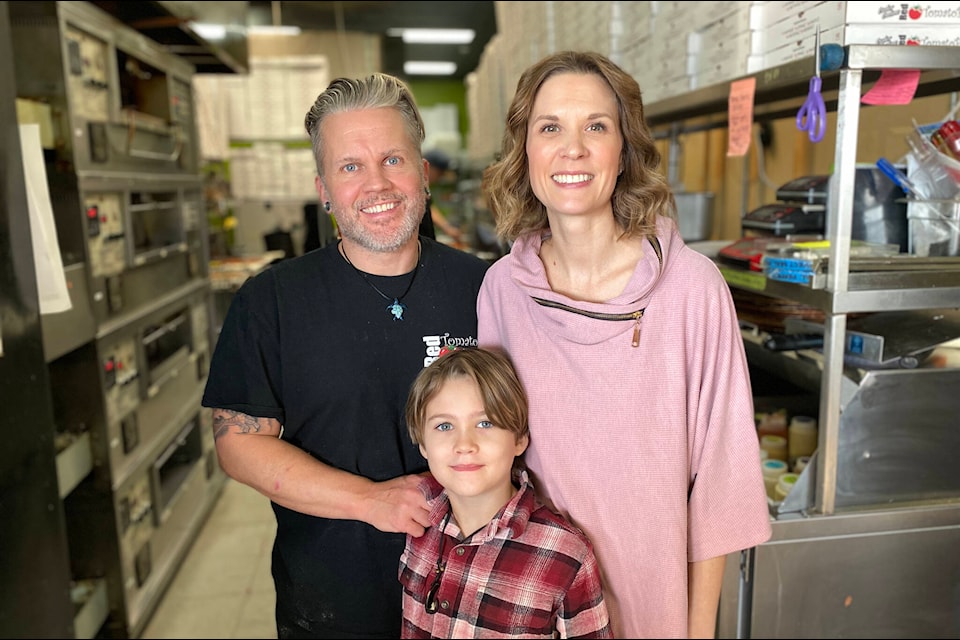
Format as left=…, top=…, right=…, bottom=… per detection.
left=796, top=25, right=827, bottom=143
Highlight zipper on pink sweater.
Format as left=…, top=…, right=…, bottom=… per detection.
left=530, top=297, right=645, bottom=347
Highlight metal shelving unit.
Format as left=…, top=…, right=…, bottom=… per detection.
left=796, top=46, right=960, bottom=517
left=647, top=45, right=960, bottom=638
left=6, top=3, right=228, bottom=637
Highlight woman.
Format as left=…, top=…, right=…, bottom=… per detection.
left=477, top=51, right=771, bottom=638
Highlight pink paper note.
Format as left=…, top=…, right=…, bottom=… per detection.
left=862, top=68, right=921, bottom=105
left=727, top=77, right=756, bottom=157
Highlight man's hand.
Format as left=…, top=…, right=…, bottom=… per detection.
left=363, top=474, right=432, bottom=537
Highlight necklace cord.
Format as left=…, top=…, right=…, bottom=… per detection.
left=340, top=241, right=421, bottom=319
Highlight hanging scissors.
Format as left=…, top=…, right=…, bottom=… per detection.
left=796, top=25, right=827, bottom=143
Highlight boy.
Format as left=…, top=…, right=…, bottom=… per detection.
left=400, top=347, right=612, bottom=639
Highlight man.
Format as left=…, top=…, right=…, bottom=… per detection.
left=201, top=73, right=489, bottom=639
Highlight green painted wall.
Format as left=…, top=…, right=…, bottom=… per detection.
left=407, top=79, right=468, bottom=145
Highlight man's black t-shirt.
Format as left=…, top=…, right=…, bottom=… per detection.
left=202, top=238, right=488, bottom=637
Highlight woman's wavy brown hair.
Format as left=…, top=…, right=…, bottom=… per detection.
left=483, top=50, right=676, bottom=242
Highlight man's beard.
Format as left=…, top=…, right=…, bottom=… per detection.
left=333, top=191, right=425, bottom=252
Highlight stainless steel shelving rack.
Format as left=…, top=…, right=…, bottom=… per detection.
left=647, top=46, right=960, bottom=638
left=651, top=44, right=960, bottom=515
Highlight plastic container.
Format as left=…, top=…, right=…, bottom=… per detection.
left=775, top=473, right=799, bottom=501
left=905, top=128, right=960, bottom=201
left=794, top=455, right=811, bottom=475
left=762, top=459, right=789, bottom=500
left=760, top=434, right=788, bottom=462
left=907, top=199, right=960, bottom=257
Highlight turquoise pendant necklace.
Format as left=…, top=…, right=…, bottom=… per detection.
left=340, top=241, right=420, bottom=321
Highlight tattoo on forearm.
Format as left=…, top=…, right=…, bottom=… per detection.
left=212, top=409, right=266, bottom=441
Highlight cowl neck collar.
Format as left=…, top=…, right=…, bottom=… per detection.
left=505, top=217, right=679, bottom=346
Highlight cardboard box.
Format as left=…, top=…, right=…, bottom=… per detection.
left=841, top=22, right=960, bottom=45
left=753, top=2, right=960, bottom=33
left=751, top=1, right=960, bottom=54
left=843, top=2, right=960, bottom=24
left=691, top=9, right=758, bottom=55
left=690, top=30, right=756, bottom=75
left=747, top=25, right=845, bottom=73
left=752, top=2, right=848, bottom=54
left=751, top=1, right=827, bottom=30
left=692, top=56, right=751, bottom=89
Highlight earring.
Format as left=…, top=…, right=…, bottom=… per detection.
left=425, top=188, right=431, bottom=198
left=323, top=201, right=331, bottom=212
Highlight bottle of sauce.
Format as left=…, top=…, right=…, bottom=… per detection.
left=935, top=120, right=960, bottom=161
left=788, top=415, right=818, bottom=466
left=757, top=409, right=788, bottom=440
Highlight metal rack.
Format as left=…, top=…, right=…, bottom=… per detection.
left=806, top=46, right=960, bottom=517
left=6, top=3, right=227, bottom=637
left=647, top=45, right=960, bottom=638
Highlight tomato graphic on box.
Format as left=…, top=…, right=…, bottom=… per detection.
left=908, top=6, right=923, bottom=20
left=906, top=38, right=921, bottom=46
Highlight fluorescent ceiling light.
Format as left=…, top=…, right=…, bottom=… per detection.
left=190, top=22, right=228, bottom=41
left=190, top=22, right=302, bottom=39
left=387, top=28, right=475, bottom=44
left=404, top=61, right=457, bottom=76
left=248, top=25, right=302, bottom=36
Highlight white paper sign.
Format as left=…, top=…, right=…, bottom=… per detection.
left=20, top=123, right=72, bottom=314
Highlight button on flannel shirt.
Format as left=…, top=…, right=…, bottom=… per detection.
left=399, top=472, right=613, bottom=639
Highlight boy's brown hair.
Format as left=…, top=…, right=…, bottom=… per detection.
left=405, top=347, right=528, bottom=446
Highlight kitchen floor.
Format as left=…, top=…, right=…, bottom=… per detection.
left=140, top=478, right=277, bottom=639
